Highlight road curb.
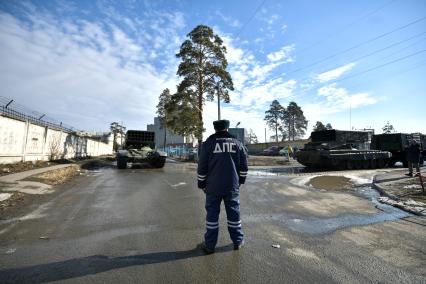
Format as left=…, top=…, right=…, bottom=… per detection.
left=372, top=175, right=426, bottom=216
left=372, top=178, right=399, bottom=201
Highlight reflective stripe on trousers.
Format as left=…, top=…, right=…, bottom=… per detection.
left=204, top=191, right=244, bottom=250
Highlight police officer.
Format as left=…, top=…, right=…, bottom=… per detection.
left=197, top=119, right=248, bottom=254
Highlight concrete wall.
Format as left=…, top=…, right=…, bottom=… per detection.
left=0, top=115, right=113, bottom=164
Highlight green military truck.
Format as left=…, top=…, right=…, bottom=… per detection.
left=116, top=130, right=167, bottom=169
left=371, top=133, right=425, bottom=167
left=296, top=130, right=392, bottom=170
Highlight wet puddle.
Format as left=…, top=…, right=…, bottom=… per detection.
left=247, top=168, right=411, bottom=234
left=308, top=175, right=353, bottom=191
left=246, top=200, right=410, bottom=235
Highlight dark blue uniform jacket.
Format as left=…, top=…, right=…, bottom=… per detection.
left=407, top=143, right=421, bottom=162
left=197, top=131, right=248, bottom=196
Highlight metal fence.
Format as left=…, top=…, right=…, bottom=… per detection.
left=163, top=145, right=198, bottom=160
left=0, top=96, right=77, bottom=133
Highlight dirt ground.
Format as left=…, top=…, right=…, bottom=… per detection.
left=247, top=155, right=291, bottom=166
left=0, top=161, right=53, bottom=177
left=382, top=177, right=426, bottom=203
left=0, top=192, right=25, bottom=212
left=0, top=156, right=115, bottom=177
left=0, top=158, right=113, bottom=215
left=23, top=165, right=80, bottom=185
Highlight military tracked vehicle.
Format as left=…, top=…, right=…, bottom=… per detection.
left=372, top=133, right=425, bottom=167
left=296, top=130, right=391, bottom=170
left=116, top=130, right=167, bottom=169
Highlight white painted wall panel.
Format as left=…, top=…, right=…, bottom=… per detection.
left=0, top=116, right=26, bottom=155
left=0, top=115, right=113, bottom=164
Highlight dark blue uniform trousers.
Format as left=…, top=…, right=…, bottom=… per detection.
left=204, top=191, right=244, bottom=249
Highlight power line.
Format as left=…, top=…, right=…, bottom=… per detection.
left=270, top=16, right=426, bottom=81
left=235, top=0, right=267, bottom=38
left=332, top=49, right=426, bottom=84
left=374, top=35, right=426, bottom=62
left=273, top=49, right=426, bottom=103
left=251, top=31, right=426, bottom=101
left=297, top=0, right=397, bottom=54
left=330, top=58, right=426, bottom=94
left=315, top=31, right=426, bottom=77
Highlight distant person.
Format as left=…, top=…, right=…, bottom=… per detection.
left=288, top=145, right=294, bottom=159
left=197, top=119, right=248, bottom=254
left=406, top=139, right=420, bottom=177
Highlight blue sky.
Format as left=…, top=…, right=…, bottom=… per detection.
left=0, top=0, right=425, bottom=141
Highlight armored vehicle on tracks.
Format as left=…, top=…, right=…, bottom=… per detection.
left=116, top=130, right=167, bottom=169
left=296, top=130, right=391, bottom=170
left=372, top=133, right=425, bottom=167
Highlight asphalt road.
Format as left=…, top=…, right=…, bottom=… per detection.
left=0, top=161, right=425, bottom=283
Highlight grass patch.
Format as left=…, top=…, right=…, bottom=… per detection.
left=1, top=160, right=52, bottom=176
left=0, top=192, right=25, bottom=212
left=25, top=165, right=79, bottom=185
left=248, top=156, right=290, bottom=166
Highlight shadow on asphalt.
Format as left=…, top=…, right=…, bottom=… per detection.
left=0, top=245, right=234, bottom=283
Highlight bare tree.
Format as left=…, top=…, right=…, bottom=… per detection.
left=49, top=132, right=62, bottom=161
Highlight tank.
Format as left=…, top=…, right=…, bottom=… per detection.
left=296, top=130, right=392, bottom=170
left=116, top=130, right=167, bottom=169
left=371, top=133, right=425, bottom=167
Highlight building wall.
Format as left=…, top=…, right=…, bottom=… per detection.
left=0, top=115, right=113, bottom=164
left=229, top=128, right=247, bottom=145
left=147, top=117, right=185, bottom=149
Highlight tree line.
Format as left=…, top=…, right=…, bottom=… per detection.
left=112, top=24, right=399, bottom=150
left=264, top=100, right=308, bottom=143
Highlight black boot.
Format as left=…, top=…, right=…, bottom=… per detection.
left=233, top=241, right=244, bottom=250
left=198, top=243, right=215, bottom=255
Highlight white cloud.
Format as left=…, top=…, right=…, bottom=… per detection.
left=300, top=83, right=378, bottom=134
left=304, top=83, right=377, bottom=117
left=215, top=11, right=241, bottom=28
left=267, top=44, right=294, bottom=62
left=267, top=14, right=279, bottom=25
left=203, top=102, right=267, bottom=142
left=0, top=3, right=301, bottom=141
left=171, top=12, right=185, bottom=29
left=316, top=62, right=356, bottom=83
left=221, top=36, right=247, bottom=65
left=0, top=8, right=181, bottom=131
left=217, top=32, right=298, bottom=140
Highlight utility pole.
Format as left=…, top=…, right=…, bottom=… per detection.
left=264, top=128, right=267, bottom=143
left=120, top=121, right=124, bottom=146
left=217, top=88, right=221, bottom=120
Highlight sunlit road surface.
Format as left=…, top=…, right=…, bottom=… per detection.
left=0, top=162, right=425, bottom=283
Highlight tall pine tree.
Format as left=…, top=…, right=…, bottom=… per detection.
left=156, top=88, right=171, bottom=150
left=264, top=100, right=285, bottom=143
left=174, top=25, right=234, bottom=147
left=283, top=102, right=308, bottom=141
